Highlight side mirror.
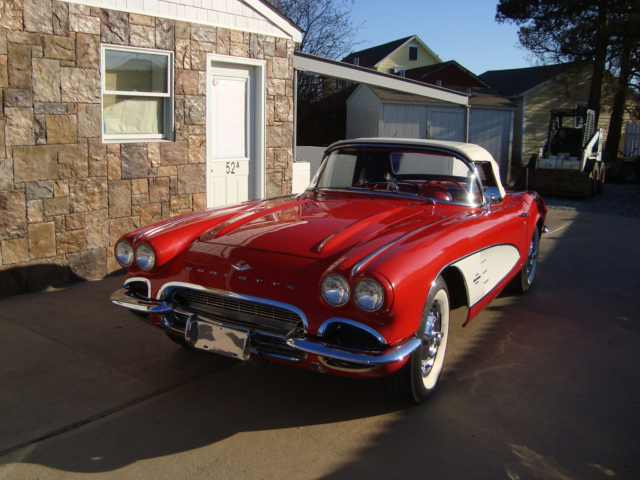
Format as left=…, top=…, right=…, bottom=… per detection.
left=484, top=187, right=502, bottom=205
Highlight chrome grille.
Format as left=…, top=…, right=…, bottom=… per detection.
left=170, top=288, right=302, bottom=334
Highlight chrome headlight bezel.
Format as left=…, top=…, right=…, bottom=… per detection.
left=115, top=240, right=134, bottom=267
left=354, top=278, right=385, bottom=312
left=135, top=243, right=156, bottom=271
left=321, top=274, right=350, bottom=307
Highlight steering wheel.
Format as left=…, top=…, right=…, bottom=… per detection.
left=422, top=177, right=468, bottom=194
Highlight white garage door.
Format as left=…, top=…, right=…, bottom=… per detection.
left=427, top=108, right=465, bottom=142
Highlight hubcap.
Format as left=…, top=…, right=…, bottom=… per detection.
left=421, top=307, right=442, bottom=377
left=526, top=236, right=538, bottom=282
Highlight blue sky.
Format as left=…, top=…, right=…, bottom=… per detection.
left=349, top=0, right=535, bottom=75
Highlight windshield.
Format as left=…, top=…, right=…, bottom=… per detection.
left=311, top=146, right=484, bottom=205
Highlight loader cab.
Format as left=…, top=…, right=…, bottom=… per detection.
left=543, top=109, right=596, bottom=158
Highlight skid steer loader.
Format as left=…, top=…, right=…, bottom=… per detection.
left=523, top=108, right=604, bottom=196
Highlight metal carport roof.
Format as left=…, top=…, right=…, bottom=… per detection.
left=293, top=52, right=469, bottom=106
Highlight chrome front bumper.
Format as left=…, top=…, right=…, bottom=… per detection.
left=111, top=288, right=173, bottom=314
left=285, top=334, right=422, bottom=366
left=110, top=287, right=420, bottom=368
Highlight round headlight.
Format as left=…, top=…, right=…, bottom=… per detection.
left=135, top=243, right=156, bottom=271
left=321, top=274, right=350, bottom=306
left=354, top=279, right=385, bottom=312
left=115, top=240, right=134, bottom=267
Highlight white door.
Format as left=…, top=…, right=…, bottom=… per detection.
left=207, top=63, right=256, bottom=207
left=427, top=108, right=465, bottom=141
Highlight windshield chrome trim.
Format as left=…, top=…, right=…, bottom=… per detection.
left=313, top=142, right=486, bottom=207
left=322, top=142, right=477, bottom=170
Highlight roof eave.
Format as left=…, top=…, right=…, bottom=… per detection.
left=246, top=0, right=303, bottom=43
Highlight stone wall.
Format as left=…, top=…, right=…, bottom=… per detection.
left=0, top=0, right=295, bottom=296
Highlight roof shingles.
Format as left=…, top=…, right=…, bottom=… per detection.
left=479, top=63, right=578, bottom=98
left=342, top=36, right=414, bottom=67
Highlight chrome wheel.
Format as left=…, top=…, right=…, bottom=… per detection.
left=385, top=276, right=450, bottom=403
left=525, top=233, right=538, bottom=286
left=419, top=286, right=449, bottom=390
left=510, top=228, right=540, bottom=293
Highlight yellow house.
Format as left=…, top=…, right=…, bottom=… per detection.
left=342, top=35, right=442, bottom=76
left=342, top=35, right=441, bottom=76
left=480, top=63, right=635, bottom=164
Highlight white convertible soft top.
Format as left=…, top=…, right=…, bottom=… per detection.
left=327, top=137, right=506, bottom=198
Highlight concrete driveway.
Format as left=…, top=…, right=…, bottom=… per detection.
left=1, top=209, right=639, bottom=479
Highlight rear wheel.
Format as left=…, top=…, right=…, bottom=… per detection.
left=385, top=277, right=450, bottom=403
left=619, top=163, right=639, bottom=184
left=510, top=228, right=540, bottom=293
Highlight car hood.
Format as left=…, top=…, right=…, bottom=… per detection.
left=194, top=192, right=446, bottom=261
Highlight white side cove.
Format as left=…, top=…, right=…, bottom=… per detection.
left=451, top=244, right=520, bottom=307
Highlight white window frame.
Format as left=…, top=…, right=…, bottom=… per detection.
left=393, top=67, right=406, bottom=77
left=101, top=44, right=174, bottom=143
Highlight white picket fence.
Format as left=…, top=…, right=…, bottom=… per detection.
left=624, top=122, right=640, bottom=156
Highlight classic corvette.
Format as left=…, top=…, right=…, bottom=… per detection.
left=111, top=138, right=547, bottom=403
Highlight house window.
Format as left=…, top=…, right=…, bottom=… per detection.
left=408, top=45, right=418, bottom=61
left=101, top=45, right=173, bottom=142
left=353, top=56, right=360, bottom=66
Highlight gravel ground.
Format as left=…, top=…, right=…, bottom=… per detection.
left=542, top=183, right=640, bottom=218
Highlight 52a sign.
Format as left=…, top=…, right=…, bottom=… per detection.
left=226, top=161, right=240, bottom=174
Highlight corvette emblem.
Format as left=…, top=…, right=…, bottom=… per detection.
left=232, top=263, right=252, bottom=271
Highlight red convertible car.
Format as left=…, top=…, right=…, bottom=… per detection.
left=111, top=138, right=547, bottom=403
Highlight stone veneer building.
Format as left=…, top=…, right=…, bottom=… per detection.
left=0, top=0, right=302, bottom=296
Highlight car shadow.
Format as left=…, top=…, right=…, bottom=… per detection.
left=2, top=298, right=507, bottom=475
left=6, top=360, right=407, bottom=473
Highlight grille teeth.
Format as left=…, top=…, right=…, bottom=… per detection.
left=172, top=288, right=301, bottom=333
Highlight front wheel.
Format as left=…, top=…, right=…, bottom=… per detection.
left=385, top=276, right=450, bottom=403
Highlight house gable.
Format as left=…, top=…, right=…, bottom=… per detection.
left=377, top=36, right=441, bottom=74
left=342, top=36, right=413, bottom=68
left=407, top=61, right=489, bottom=89
left=64, top=0, right=302, bottom=41
left=343, top=35, right=441, bottom=73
